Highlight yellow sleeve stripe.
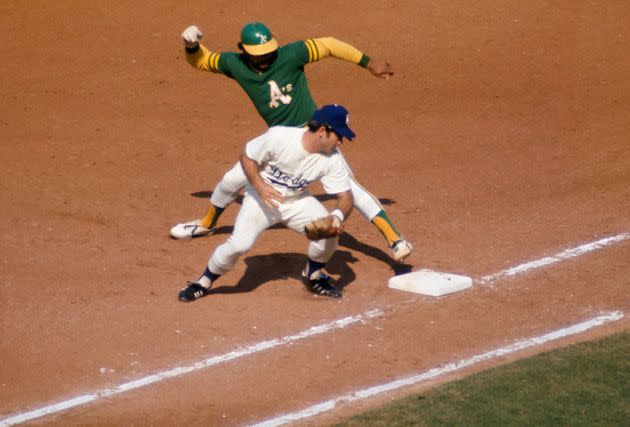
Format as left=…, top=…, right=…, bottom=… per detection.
left=208, top=52, right=221, bottom=72
left=305, top=39, right=314, bottom=62
left=187, top=44, right=221, bottom=73
left=305, top=39, right=323, bottom=62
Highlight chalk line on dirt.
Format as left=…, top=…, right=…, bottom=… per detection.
left=0, top=309, right=383, bottom=427
left=479, top=232, right=630, bottom=285
left=1, top=232, right=628, bottom=425
left=249, top=310, right=625, bottom=427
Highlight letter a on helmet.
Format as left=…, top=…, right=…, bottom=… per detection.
left=240, top=22, right=278, bottom=56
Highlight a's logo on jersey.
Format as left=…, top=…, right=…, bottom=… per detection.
left=268, top=80, right=293, bottom=108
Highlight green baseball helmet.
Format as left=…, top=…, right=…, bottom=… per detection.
left=240, top=22, right=278, bottom=56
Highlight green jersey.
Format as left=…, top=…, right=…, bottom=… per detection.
left=187, top=37, right=369, bottom=127
left=217, top=41, right=316, bottom=127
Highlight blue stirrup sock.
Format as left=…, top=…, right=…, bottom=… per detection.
left=305, top=258, right=326, bottom=280
left=198, top=266, right=221, bottom=288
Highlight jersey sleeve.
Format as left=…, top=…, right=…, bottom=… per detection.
left=245, top=130, right=274, bottom=165
left=303, top=37, right=370, bottom=67
left=185, top=44, right=234, bottom=77
left=320, top=152, right=352, bottom=194
left=281, top=40, right=311, bottom=66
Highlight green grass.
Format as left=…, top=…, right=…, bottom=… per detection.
left=333, top=331, right=630, bottom=427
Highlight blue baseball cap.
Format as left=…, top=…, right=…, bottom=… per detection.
left=312, top=104, right=356, bottom=140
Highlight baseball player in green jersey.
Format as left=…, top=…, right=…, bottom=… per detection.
left=171, top=22, right=413, bottom=262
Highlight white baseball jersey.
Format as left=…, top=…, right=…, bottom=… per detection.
left=245, top=126, right=351, bottom=198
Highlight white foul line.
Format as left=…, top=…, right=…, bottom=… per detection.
left=249, top=310, right=625, bottom=427
left=0, top=309, right=384, bottom=427
left=479, top=232, right=630, bottom=285
left=1, top=232, right=628, bottom=425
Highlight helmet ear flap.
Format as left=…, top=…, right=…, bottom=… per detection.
left=237, top=42, right=244, bottom=51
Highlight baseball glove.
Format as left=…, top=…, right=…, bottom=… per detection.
left=304, top=215, right=342, bottom=240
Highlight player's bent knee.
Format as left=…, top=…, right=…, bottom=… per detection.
left=229, top=238, right=256, bottom=256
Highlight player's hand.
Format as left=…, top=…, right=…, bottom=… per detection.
left=366, top=58, right=394, bottom=80
left=254, top=182, right=285, bottom=209
left=182, top=25, right=203, bottom=49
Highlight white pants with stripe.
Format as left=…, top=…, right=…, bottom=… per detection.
left=208, top=186, right=337, bottom=275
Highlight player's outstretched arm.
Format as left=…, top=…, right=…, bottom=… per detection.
left=308, top=38, right=394, bottom=79
left=239, top=148, right=285, bottom=209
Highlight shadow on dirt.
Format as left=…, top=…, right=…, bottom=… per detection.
left=192, top=227, right=412, bottom=276
left=339, top=232, right=412, bottom=275
left=207, top=250, right=359, bottom=295
left=205, top=232, right=411, bottom=296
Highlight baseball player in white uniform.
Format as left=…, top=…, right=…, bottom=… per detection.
left=179, top=104, right=356, bottom=302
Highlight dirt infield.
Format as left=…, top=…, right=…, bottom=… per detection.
left=1, top=0, right=629, bottom=425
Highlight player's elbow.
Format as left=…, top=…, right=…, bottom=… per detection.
left=339, top=189, right=353, bottom=202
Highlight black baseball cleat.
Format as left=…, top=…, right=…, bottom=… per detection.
left=303, top=273, right=342, bottom=298
left=178, top=281, right=211, bottom=302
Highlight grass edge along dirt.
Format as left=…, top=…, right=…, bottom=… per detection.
left=333, top=331, right=630, bottom=426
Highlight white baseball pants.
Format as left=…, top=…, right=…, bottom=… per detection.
left=208, top=186, right=337, bottom=275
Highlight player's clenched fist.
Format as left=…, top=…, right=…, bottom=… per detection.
left=182, top=25, right=203, bottom=49
left=366, top=58, right=394, bottom=79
